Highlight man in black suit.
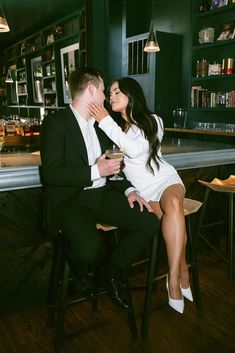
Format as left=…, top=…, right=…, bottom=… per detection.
left=40, top=67, right=159, bottom=309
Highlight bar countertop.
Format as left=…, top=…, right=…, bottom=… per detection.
left=0, top=138, right=234, bottom=191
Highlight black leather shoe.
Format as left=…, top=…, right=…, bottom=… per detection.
left=103, top=275, right=130, bottom=310
left=71, top=274, right=96, bottom=299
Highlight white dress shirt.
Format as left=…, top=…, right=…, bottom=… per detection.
left=70, top=104, right=106, bottom=189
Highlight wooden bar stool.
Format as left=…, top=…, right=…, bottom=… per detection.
left=141, top=197, right=202, bottom=340
left=47, top=224, right=137, bottom=353
left=196, top=175, right=235, bottom=280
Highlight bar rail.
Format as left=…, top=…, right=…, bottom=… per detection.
left=0, top=138, right=234, bottom=192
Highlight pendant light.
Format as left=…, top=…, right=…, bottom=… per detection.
left=144, top=21, right=160, bottom=52
left=144, top=0, right=160, bottom=53
left=5, top=68, right=13, bottom=83
left=0, top=5, right=10, bottom=33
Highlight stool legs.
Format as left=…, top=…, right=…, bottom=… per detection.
left=47, top=230, right=138, bottom=353
left=122, top=274, right=138, bottom=338
left=141, top=213, right=201, bottom=340
left=55, top=259, right=70, bottom=353
left=141, top=234, right=159, bottom=340
left=47, top=236, right=64, bottom=327
left=228, top=193, right=234, bottom=280
left=185, top=216, right=202, bottom=311
left=196, top=189, right=234, bottom=280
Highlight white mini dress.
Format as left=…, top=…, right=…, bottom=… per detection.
left=99, top=114, right=184, bottom=202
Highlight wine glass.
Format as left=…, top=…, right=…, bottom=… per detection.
left=0, top=136, right=5, bottom=167
left=105, top=147, right=125, bottom=181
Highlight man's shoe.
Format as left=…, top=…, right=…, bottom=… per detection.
left=103, top=275, right=131, bottom=310
left=71, top=274, right=96, bottom=299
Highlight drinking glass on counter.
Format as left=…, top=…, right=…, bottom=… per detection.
left=0, top=121, right=5, bottom=167
left=172, top=108, right=187, bottom=128
left=193, top=122, right=235, bottom=132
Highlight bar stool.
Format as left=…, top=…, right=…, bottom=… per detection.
left=141, top=197, right=203, bottom=340
left=47, top=224, right=137, bottom=353
left=196, top=175, right=235, bottom=280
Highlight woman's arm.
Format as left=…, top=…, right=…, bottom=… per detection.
left=88, top=103, right=149, bottom=158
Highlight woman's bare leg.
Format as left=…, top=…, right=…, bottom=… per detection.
left=150, top=184, right=188, bottom=300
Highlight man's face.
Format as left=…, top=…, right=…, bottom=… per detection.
left=92, top=78, right=105, bottom=106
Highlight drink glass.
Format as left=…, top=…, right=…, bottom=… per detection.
left=0, top=136, right=5, bottom=167
left=105, top=147, right=125, bottom=181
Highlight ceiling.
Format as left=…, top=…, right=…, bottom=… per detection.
left=0, top=0, right=84, bottom=50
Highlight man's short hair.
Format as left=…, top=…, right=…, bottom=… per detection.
left=69, top=67, right=104, bottom=100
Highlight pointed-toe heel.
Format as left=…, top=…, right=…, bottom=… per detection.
left=180, top=285, right=193, bottom=302
left=166, top=276, right=184, bottom=314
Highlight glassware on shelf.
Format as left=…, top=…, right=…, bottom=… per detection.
left=0, top=120, right=5, bottom=167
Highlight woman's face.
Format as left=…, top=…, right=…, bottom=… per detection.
left=109, top=82, right=129, bottom=118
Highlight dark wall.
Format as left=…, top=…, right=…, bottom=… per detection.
left=152, top=0, right=192, bottom=121
left=103, top=0, right=191, bottom=127
left=108, top=0, right=123, bottom=82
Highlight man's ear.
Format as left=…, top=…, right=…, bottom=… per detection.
left=87, top=83, right=95, bottom=96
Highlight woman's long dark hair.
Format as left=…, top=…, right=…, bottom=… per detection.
left=106, top=77, right=161, bottom=173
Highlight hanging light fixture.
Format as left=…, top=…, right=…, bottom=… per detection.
left=5, top=68, right=13, bottom=83
left=0, top=6, right=10, bottom=33
left=144, top=21, right=160, bottom=52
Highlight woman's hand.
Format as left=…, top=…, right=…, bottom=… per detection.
left=88, top=102, right=109, bottom=122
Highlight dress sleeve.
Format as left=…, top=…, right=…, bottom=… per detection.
left=98, top=115, right=149, bottom=158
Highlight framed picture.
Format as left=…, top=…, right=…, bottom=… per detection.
left=31, top=56, right=43, bottom=103
left=47, top=34, right=54, bottom=45
left=60, top=43, right=79, bottom=103
left=217, top=22, right=235, bottom=41
left=8, top=64, right=17, bottom=104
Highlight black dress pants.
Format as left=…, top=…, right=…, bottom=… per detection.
left=56, top=185, right=159, bottom=272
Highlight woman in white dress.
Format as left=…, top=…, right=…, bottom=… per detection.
left=88, top=77, right=193, bottom=314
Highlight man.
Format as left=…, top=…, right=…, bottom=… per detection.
left=40, top=67, right=159, bottom=310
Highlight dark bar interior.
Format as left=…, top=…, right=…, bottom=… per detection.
left=0, top=1, right=234, bottom=352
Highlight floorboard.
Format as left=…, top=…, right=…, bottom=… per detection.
left=0, top=250, right=234, bottom=353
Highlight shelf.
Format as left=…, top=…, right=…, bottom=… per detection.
left=192, top=38, right=235, bottom=51
left=189, top=107, right=235, bottom=112
left=195, top=4, right=235, bottom=19
left=3, top=8, right=88, bottom=118
left=43, top=75, right=56, bottom=80
left=190, top=1, right=235, bottom=123
left=192, top=73, right=235, bottom=82
left=165, top=127, right=235, bottom=137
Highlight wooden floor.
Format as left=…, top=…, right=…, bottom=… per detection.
left=0, top=250, right=234, bottom=353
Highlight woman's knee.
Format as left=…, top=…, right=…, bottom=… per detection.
left=161, top=194, right=184, bottom=214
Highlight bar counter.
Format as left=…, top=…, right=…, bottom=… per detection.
left=0, top=138, right=234, bottom=191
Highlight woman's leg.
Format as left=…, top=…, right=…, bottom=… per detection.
left=150, top=184, right=188, bottom=300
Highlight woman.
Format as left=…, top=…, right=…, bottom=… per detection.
left=88, top=77, right=193, bottom=314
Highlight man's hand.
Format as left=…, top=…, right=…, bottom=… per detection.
left=127, top=191, right=153, bottom=213
left=97, top=154, right=122, bottom=177
left=88, top=102, right=109, bottom=122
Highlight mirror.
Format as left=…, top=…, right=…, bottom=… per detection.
left=60, top=43, right=79, bottom=103
left=31, top=56, right=43, bottom=103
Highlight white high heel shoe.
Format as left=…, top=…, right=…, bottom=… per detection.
left=166, top=276, right=184, bottom=314
left=180, top=285, right=193, bottom=302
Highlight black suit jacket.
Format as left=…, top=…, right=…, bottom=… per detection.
left=40, top=107, right=133, bottom=233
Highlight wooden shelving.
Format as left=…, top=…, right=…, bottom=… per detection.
left=189, top=1, right=235, bottom=126
left=2, top=7, right=89, bottom=120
